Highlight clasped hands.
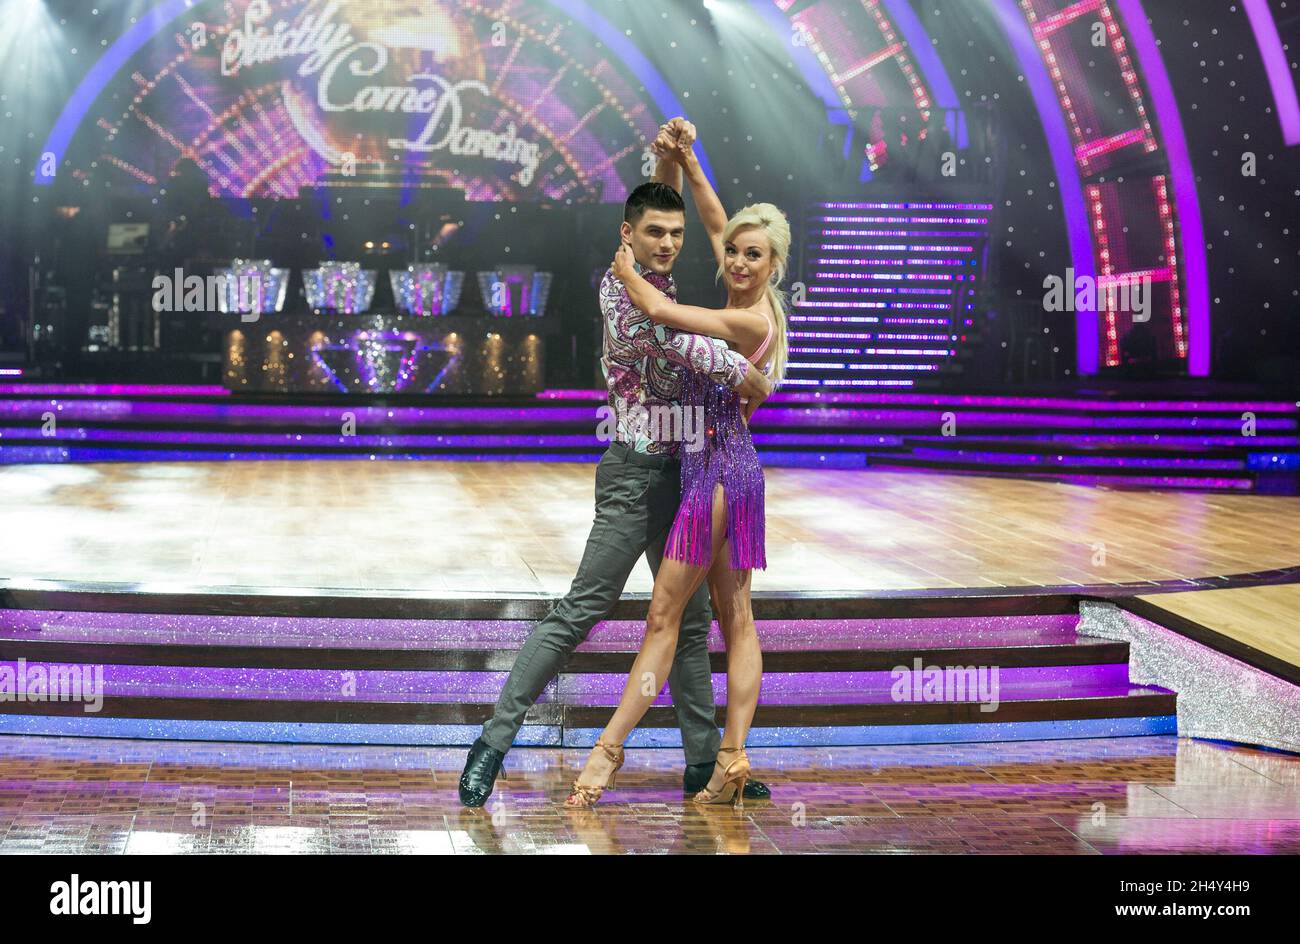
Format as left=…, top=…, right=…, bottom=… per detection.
left=650, top=116, right=697, bottom=164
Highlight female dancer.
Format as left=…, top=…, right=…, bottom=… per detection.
left=565, top=127, right=790, bottom=808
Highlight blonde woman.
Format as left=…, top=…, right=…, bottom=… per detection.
left=566, top=120, right=789, bottom=808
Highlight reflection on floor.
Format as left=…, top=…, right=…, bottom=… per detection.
left=1, top=734, right=1298, bottom=853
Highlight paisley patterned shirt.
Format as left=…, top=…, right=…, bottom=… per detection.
left=600, top=263, right=750, bottom=456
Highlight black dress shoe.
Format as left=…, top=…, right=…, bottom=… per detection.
left=459, top=738, right=506, bottom=807
left=683, top=760, right=771, bottom=800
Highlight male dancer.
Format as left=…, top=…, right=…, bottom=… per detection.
left=460, top=120, right=773, bottom=806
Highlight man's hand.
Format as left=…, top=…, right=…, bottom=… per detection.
left=667, top=117, right=696, bottom=150
left=736, top=366, right=772, bottom=424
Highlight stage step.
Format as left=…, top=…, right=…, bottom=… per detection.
left=0, top=607, right=1177, bottom=746
left=0, top=688, right=1175, bottom=726
left=0, top=612, right=1127, bottom=671
left=1, top=385, right=1294, bottom=491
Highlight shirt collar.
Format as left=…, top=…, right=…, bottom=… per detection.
left=631, top=258, right=674, bottom=291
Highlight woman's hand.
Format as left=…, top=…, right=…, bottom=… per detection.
left=612, top=242, right=638, bottom=284
left=737, top=368, right=772, bottom=427
left=650, top=117, right=696, bottom=164
left=613, top=243, right=665, bottom=320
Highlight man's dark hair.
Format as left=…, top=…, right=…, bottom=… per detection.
left=624, top=182, right=685, bottom=225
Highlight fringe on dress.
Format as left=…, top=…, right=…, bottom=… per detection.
left=663, top=369, right=767, bottom=571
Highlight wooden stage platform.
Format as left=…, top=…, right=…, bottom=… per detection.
left=1, top=460, right=1297, bottom=597
left=1, top=459, right=1297, bottom=753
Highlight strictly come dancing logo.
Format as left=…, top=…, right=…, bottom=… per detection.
left=220, top=0, right=541, bottom=184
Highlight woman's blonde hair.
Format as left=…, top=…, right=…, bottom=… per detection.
left=717, top=203, right=790, bottom=384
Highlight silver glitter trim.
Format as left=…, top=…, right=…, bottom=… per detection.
left=1078, top=600, right=1300, bottom=754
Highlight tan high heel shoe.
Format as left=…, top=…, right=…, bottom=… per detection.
left=565, top=740, right=625, bottom=808
left=692, top=747, right=750, bottom=809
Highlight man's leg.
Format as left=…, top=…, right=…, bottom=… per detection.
left=480, top=454, right=655, bottom=754
left=644, top=476, right=722, bottom=767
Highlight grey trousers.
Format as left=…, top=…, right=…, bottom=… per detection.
left=480, top=442, right=721, bottom=764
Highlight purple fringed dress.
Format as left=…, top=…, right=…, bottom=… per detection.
left=664, top=317, right=775, bottom=571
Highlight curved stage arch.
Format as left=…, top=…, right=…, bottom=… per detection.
left=33, top=0, right=1214, bottom=373
left=766, top=0, right=1207, bottom=378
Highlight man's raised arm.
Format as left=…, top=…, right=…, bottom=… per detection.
left=650, top=122, right=686, bottom=194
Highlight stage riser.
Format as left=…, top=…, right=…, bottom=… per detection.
left=0, top=642, right=1132, bottom=672
left=5, top=430, right=1300, bottom=448
left=0, top=662, right=1139, bottom=703
left=0, top=715, right=1178, bottom=747
left=0, top=445, right=1269, bottom=470
left=3, top=388, right=1294, bottom=491
left=0, top=697, right=1176, bottom=728
left=0, top=595, right=1093, bottom=620
left=0, top=437, right=1279, bottom=463
left=0, top=607, right=1178, bottom=746
left=2, top=413, right=1293, bottom=432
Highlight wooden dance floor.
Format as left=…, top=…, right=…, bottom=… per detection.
left=1, top=460, right=1297, bottom=595
left=2, top=734, right=1299, bottom=854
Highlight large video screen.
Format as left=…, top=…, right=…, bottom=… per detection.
left=54, top=0, right=666, bottom=203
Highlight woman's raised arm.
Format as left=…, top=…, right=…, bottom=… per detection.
left=655, top=120, right=729, bottom=271
left=679, top=148, right=729, bottom=272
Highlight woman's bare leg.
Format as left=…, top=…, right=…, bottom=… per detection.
left=567, top=484, right=729, bottom=799
left=700, top=549, right=761, bottom=794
